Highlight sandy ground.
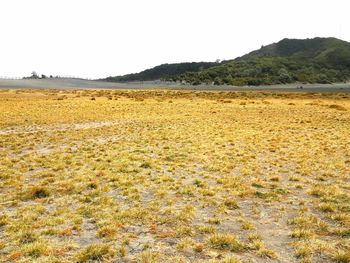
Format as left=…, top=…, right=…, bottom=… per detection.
left=0, top=78, right=350, bottom=92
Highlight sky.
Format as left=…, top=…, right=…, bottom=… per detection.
left=0, top=0, right=349, bottom=79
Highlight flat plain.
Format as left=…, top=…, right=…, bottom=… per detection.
left=0, top=89, right=349, bottom=263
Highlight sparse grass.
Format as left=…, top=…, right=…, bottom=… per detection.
left=207, top=234, right=244, bottom=252
left=332, top=250, right=350, bottom=263
left=223, top=199, right=239, bottom=209
left=295, top=245, right=312, bottom=259
left=290, top=228, right=315, bottom=239
left=137, top=250, right=160, bottom=262
left=328, top=104, right=347, bottom=111
left=0, top=89, right=349, bottom=262
left=26, top=185, right=51, bottom=199
left=75, top=244, right=115, bottom=262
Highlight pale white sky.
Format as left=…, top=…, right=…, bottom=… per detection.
left=0, top=0, right=349, bottom=78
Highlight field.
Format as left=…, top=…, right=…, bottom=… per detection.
left=0, top=89, right=349, bottom=263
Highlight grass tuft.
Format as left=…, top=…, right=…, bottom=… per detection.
left=207, top=234, right=244, bottom=252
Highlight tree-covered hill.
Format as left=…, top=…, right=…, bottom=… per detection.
left=171, top=38, right=350, bottom=85
left=101, top=62, right=219, bottom=82
left=236, top=37, right=350, bottom=70
left=172, top=38, right=350, bottom=86
left=101, top=38, right=350, bottom=86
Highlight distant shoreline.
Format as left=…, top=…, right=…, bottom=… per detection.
left=0, top=78, right=350, bottom=93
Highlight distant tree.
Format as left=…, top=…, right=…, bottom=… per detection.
left=50, top=75, right=53, bottom=78
left=41, top=74, right=47, bottom=79
left=29, top=71, right=39, bottom=79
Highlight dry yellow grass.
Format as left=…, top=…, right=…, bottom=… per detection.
left=0, top=89, right=349, bottom=262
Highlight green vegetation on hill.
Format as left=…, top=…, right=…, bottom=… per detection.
left=171, top=38, right=350, bottom=85
left=101, top=37, right=350, bottom=86
left=102, top=62, right=218, bottom=82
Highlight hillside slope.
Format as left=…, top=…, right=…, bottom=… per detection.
left=101, top=38, right=350, bottom=86
left=171, top=38, right=350, bottom=85
left=102, top=62, right=219, bottom=82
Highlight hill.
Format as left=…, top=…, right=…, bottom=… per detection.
left=171, top=37, right=350, bottom=85
left=101, top=62, right=219, bottom=82
left=100, top=38, right=350, bottom=86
